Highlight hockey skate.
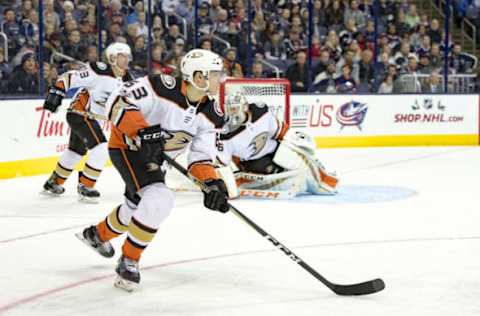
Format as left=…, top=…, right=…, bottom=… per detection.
left=114, top=256, right=140, bottom=292
left=77, top=183, right=100, bottom=203
left=41, top=174, right=65, bottom=196
left=75, top=226, right=115, bottom=258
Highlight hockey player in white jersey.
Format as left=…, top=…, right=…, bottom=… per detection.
left=216, top=92, right=339, bottom=199
left=75, top=49, right=228, bottom=292
left=41, top=42, right=134, bottom=202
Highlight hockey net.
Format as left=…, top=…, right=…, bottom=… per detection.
left=165, top=78, right=291, bottom=192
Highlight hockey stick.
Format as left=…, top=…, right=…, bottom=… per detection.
left=62, top=108, right=108, bottom=121
left=161, top=152, right=385, bottom=296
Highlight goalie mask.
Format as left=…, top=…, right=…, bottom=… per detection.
left=224, top=92, right=248, bottom=132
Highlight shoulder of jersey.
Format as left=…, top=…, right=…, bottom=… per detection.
left=248, top=103, right=269, bottom=122
left=197, top=99, right=225, bottom=129
left=88, top=62, right=115, bottom=77
left=146, top=74, right=187, bottom=106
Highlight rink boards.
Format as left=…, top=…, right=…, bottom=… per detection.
left=0, top=94, right=478, bottom=179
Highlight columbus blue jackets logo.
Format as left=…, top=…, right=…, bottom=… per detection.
left=336, top=101, right=368, bottom=130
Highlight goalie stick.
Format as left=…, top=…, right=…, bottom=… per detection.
left=161, top=151, right=385, bottom=296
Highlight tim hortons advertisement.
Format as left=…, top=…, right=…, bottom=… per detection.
left=290, top=94, right=479, bottom=137
left=0, top=99, right=111, bottom=162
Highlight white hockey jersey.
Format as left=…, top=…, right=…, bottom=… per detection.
left=217, top=103, right=288, bottom=168
left=55, top=61, right=133, bottom=116
left=105, top=74, right=224, bottom=177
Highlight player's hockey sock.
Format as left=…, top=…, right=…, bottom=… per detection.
left=96, top=205, right=129, bottom=241
left=55, top=149, right=84, bottom=184
left=80, top=142, right=108, bottom=187
left=52, top=162, right=73, bottom=185
left=79, top=164, right=101, bottom=187
left=122, top=217, right=158, bottom=261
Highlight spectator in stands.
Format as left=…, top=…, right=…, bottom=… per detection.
left=283, top=30, right=304, bottom=59
left=418, top=53, right=433, bottom=74
left=394, top=41, right=412, bottom=71
left=7, top=52, right=38, bottom=94
left=405, top=4, right=420, bottom=29
left=200, top=38, right=213, bottom=51
left=85, top=45, right=98, bottom=63
left=336, top=50, right=358, bottom=77
left=449, top=44, right=474, bottom=73
left=429, top=43, right=443, bottom=70
left=132, top=35, right=147, bottom=70
left=286, top=50, right=309, bottom=92
left=377, top=74, right=394, bottom=93
left=2, top=7, right=21, bottom=55
left=173, top=38, right=186, bottom=57
left=221, top=20, right=242, bottom=50
left=312, top=50, right=332, bottom=79
left=344, top=0, right=366, bottom=29
left=44, top=0, right=61, bottom=31
left=264, top=32, right=287, bottom=60
left=326, top=0, right=344, bottom=31
left=323, top=30, right=342, bottom=62
left=416, top=35, right=432, bottom=56
left=313, top=60, right=337, bottom=93
left=126, top=23, right=139, bottom=48
left=377, top=0, right=395, bottom=24
left=0, top=48, right=11, bottom=92
left=176, top=0, right=194, bottom=24
left=64, top=29, right=86, bottom=61
left=136, top=11, right=149, bottom=37
left=223, top=47, right=243, bottom=77
left=151, top=43, right=164, bottom=74
left=356, top=49, right=375, bottom=91
left=428, top=19, right=442, bottom=44
left=404, top=54, right=419, bottom=75
left=79, top=18, right=96, bottom=46
left=152, top=26, right=166, bottom=48
left=336, top=64, right=356, bottom=93
left=214, top=8, right=229, bottom=34
left=394, top=8, right=409, bottom=37
left=197, top=2, right=214, bottom=34
left=421, top=71, right=443, bottom=93
left=251, top=61, right=266, bottom=78
left=165, top=24, right=182, bottom=50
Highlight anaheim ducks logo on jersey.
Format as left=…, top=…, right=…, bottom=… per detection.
left=248, top=132, right=269, bottom=156
left=162, top=130, right=194, bottom=151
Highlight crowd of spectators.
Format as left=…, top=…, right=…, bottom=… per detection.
left=0, top=0, right=478, bottom=95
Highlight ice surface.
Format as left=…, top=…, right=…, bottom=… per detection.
left=1, top=146, right=479, bottom=316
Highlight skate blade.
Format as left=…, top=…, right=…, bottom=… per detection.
left=78, top=195, right=100, bottom=204
left=75, top=232, right=115, bottom=258
left=114, top=276, right=138, bottom=292
left=40, top=189, right=63, bottom=197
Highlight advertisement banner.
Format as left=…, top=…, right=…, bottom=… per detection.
left=0, top=99, right=111, bottom=178
left=290, top=94, right=479, bottom=146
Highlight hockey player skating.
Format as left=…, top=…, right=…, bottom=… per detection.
left=41, top=43, right=133, bottom=203
left=216, top=92, right=339, bottom=199
left=76, top=49, right=229, bottom=292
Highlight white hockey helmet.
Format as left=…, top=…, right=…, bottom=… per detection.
left=105, top=42, right=132, bottom=66
left=180, top=49, right=224, bottom=92
left=223, top=91, right=248, bottom=132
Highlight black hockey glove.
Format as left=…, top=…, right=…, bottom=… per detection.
left=43, top=86, right=66, bottom=113
left=203, top=179, right=230, bottom=213
left=138, top=124, right=165, bottom=172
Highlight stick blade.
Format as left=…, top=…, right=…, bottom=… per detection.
left=332, top=278, right=385, bottom=296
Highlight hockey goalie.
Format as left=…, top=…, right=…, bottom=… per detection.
left=216, top=92, right=339, bottom=199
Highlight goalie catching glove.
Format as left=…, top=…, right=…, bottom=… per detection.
left=43, top=85, right=66, bottom=113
